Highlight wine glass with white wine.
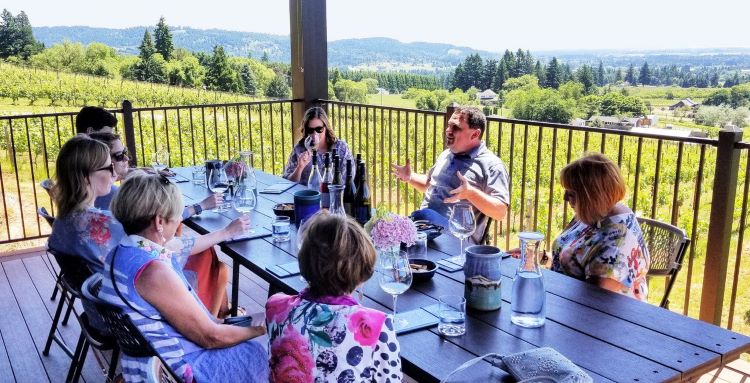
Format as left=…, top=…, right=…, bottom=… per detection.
left=379, top=250, right=413, bottom=331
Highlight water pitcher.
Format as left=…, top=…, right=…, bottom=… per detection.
left=511, top=232, right=546, bottom=328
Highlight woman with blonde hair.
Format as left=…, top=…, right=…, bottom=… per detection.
left=98, top=173, right=268, bottom=382
left=283, top=106, right=354, bottom=185
left=266, top=213, right=402, bottom=382
left=551, top=153, right=650, bottom=301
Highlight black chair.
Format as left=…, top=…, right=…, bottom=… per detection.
left=43, top=249, right=93, bottom=358
left=146, top=356, right=182, bottom=383
left=37, top=207, right=63, bottom=302
left=64, top=275, right=121, bottom=383
left=81, top=275, right=182, bottom=383
left=637, top=217, right=690, bottom=309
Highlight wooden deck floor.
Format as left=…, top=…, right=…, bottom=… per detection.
left=0, top=248, right=747, bottom=383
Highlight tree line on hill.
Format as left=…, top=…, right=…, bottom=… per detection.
left=0, top=11, right=292, bottom=99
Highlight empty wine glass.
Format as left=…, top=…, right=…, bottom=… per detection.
left=209, top=167, right=229, bottom=213
left=233, top=182, right=257, bottom=234
left=151, top=151, right=169, bottom=173
left=379, top=250, right=412, bottom=331
left=449, top=202, right=476, bottom=265
left=304, top=134, right=318, bottom=153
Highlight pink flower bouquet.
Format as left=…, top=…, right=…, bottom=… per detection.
left=364, top=207, right=418, bottom=250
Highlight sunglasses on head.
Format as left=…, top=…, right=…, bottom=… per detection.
left=305, top=125, right=325, bottom=135
left=94, top=163, right=115, bottom=177
left=158, top=174, right=171, bottom=185
left=111, top=148, right=129, bottom=162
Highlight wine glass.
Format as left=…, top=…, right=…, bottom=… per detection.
left=233, top=182, right=257, bottom=234
left=379, top=250, right=413, bottom=331
left=151, top=151, right=169, bottom=173
left=304, top=134, right=318, bottom=153
left=449, top=202, right=476, bottom=265
left=209, top=167, right=229, bottom=213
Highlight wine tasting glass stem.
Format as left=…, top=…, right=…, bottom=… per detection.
left=392, top=294, right=398, bottom=328
left=459, top=237, right=464, bottom=264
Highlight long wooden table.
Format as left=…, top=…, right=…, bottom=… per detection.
left=174, top=168, right=750, bottom=383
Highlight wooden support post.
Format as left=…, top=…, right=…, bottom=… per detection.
left=699, top=125, right=742, bottom=324
left=290, top=0, right=328, bottom=147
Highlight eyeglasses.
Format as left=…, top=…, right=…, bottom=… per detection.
left=563, top=190, right=576, bottom=203
left=158, top=174, right=171, bottom=185
left=111, top=148, right=129, bottom=162
left=305, top=125, right=325, bottom=135
left=94, top=163, right=115, bottom=177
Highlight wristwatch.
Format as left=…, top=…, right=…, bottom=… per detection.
left=192, top=203, right=203, bottom=215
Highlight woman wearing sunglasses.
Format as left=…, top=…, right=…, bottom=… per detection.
left=89, top=132, right=234, bottom=317
left=48, top=136, right=248, bottom=294
left=283, top=106, right=354, bottom=185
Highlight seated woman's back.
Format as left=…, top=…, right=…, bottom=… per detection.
left=48, top=207, right=124, bottom=273
left=267, top=292, right=400, bottom=382
left=266, top=213, right=402, bottom=382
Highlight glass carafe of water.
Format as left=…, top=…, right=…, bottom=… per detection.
left=238, top=150, right=257, bottom=198
left=511, top=231, right=546, bottom=328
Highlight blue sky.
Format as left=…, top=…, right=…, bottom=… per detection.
left=3, top=0, right=748, bottom=52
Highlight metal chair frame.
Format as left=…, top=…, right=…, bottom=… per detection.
left=637, top=217, right=690, bottom=309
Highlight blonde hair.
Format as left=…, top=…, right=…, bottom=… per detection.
left=110, top=172, right=183, bottom=235
left=560, top=153, right=626, bottom=225
left=298, top=213, right=377, bottom=298
left=53, top=134, right=111, bottom=217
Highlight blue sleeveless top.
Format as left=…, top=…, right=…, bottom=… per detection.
left=98, top=235, right=209, bottom=382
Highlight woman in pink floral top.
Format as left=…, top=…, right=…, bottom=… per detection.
left=551, top=153, right=650, bottom=301
left=266, top=213, right=402, bottom=382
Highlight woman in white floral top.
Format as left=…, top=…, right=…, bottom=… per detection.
left=266, top=213, right=402, bottom=382
left=551, top=153, right=651, bottom=301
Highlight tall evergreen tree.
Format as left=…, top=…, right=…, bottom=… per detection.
left=545, top=57, right=562, bottom=89
left=482, top=59, right=498, bottom=90
left=138, top=29, right=155, bottom=60
left=452, top=63, right=466, bottom=90
left=625, top=64, right=636, bottom=85
left=638, top=61, right=651, bottom=85
left=577, top=65, right=596, bottom=95
left=266, top=75, right=291, bottom=98
left=615, top=68, right=623, bottom=82
left=534, top=61, right=545, bottom=82
left=154, top=16, right=174, bottom=61
left=0, top=9, right=42, bottom=59
left=240, top=64, right=257, bottom=95
left=503, top=50, right=517, bottom=77
left=493, top=63, right=509, bottom=92
left=561, top=64, right=573, bottom=84
left=205, top=45, right=240, bottom=92
left=463, top=54, right=484, bottom=89
left=597, top=61, right=605, bottom=86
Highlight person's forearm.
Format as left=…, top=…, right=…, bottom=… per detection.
left=466, top=188, right=508, bottom=221
left=407, top=173, right=429, bottom=193
left=198, top=323, right=262, bottom=349
left=286, top=166, right=303, bottom=182
left=190, top=230, right=231, bottom=254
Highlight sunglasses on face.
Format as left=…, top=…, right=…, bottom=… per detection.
left=305, top=125, right=325, bottom=135
left=94, top=163, right=115, bottom=177
left=111, top=148, right=129, bottom=162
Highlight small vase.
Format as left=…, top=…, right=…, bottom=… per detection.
left=377, top=245, right=401, bottom=259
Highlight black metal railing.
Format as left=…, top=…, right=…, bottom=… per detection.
left=2, top=98, right=749, bottom=333
left=322, top=99, right=749, bottom=333
left=0, top=99, right=297, bottom=252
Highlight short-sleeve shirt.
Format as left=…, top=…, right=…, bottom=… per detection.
left=266, top=291, right=402, bottom=382
left=283, top=139, right=355, bottom=186
left=551, top=212, right=651, bottom=301
left=421, top=142, right=510, bottom=244
left=47, top=207, right=125, bottom=273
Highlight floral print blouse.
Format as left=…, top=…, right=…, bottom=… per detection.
left=266, top=290, right=402, bottom=382
left=551, top=212, right=651, bottom=301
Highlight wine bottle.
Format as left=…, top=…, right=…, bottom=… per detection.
left=332, top=154, right=342, bottom=186
left=307, top=149, right=321, bottom=191
left=321, top=154, right=333, bottom=209
left=343, top=159, right=357, bottom=216
left=353, top=162, right=371, bottom=225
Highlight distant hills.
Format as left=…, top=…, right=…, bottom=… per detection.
left=32, top=26, right=750, bottom=71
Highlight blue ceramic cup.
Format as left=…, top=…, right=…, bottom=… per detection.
left=293, top=190, right=321, bottom=226
left=464, top=245, right=503, bottom=311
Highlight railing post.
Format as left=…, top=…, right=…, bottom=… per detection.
left=444, top=103, right=457, bottom=149
left=699, top=125, right=742, bottom=325
left=121, top=100, right=137, bottom=167
left=290, top=0, right=328, bottom=147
